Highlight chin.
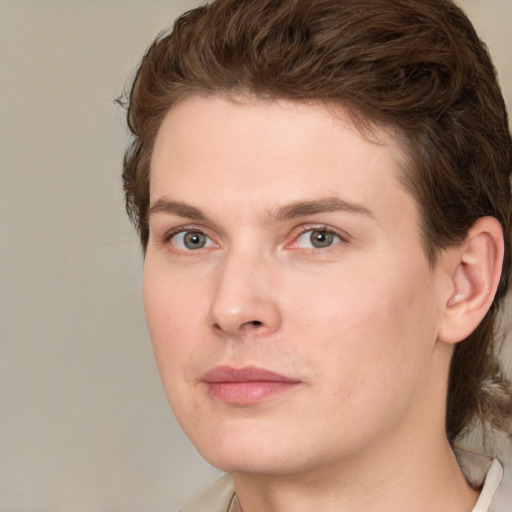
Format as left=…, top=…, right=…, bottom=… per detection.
left=201, top=449, right=299, bottom=476
left=200, top=438, right=277, bottom=473
left=192, top=424, right=325, bottom=477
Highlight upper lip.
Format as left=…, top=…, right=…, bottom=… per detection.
left=201, top=365, right=301, bottom=383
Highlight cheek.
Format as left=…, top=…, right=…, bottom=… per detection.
left=142, top=264, right=213, bottom=422
left=279, top=270, right=389, bottom=397
left=288, top=257, right=437, bottom=385
left=142, top=263, right=206, bottom=373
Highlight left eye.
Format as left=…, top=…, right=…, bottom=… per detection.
left=295, top=229, right=342, bottom=249
left=170, top=231, right=215, bottom=250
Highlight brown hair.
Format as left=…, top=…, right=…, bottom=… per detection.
left=121, top=0, right=512, bottom=441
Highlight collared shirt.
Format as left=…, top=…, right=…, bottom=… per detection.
left=178, top=450, right=511, bottom=512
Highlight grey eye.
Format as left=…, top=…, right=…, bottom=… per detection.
left=183, top=232, right=207, bottom=249
left=310, top=230, right=335, bottom=248
left=171, top=231, right=213, bottom=250
left=296, top=229, right=341, bottom=249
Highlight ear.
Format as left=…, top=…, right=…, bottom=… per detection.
left=438, top=216, right=504, bottom=344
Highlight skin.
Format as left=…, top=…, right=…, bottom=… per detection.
left=144, top=95, right=484, bottom=512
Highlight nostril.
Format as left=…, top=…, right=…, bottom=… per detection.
left=250, top=320, right=263, bottom=326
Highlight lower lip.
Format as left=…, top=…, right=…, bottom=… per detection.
left=205, top=381, right=300, bottom=404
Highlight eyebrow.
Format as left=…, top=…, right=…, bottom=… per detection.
left=269, top=196, right=373, bottom=221
left=148, top=199, right=207, bottom=221
left=148, top=196, right=373, bottom=222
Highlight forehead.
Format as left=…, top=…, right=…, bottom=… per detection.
left=150, top=95, right=408, bottom=199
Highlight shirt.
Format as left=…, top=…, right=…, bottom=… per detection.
left=178, top=449, right=512, bottom=512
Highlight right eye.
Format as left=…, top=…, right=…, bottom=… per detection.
left=169, top=230, right=215, bottom=251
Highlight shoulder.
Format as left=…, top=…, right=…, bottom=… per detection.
left=178, top=474, right=236, bottom=512
left=488, top=456, right=512, bottom=512
left=454, top=447, right=512, bottom=512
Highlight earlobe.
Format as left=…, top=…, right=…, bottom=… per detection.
left=438, top=217, right=504, bottom=344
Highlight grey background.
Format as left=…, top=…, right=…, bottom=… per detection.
left=1, top=1, right=511, bottom=511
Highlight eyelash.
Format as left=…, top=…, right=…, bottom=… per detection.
left=291, top=225, right=348, bottom=250
left=159, top=225, right=214, bottom=248
left=159, top=224, right=349, bottom=253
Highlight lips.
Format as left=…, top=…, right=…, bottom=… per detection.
left=201, top=365, right=301, bottom=404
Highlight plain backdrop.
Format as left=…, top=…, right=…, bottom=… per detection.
left=1, top=1, right=511, bottom=511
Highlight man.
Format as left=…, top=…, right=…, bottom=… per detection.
left=121, top=0, right=512, bottom=510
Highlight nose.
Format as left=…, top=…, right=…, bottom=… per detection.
left=208, top=250, right=282, bottom=338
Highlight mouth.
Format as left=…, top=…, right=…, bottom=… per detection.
left=200, top=365, right=302, bottom=405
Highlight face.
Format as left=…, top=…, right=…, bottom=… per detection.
left=144, top=95, right=450, bottom=477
